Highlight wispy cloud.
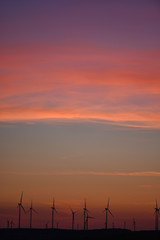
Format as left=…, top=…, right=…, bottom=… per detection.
left=4, top=171, right=160, bottom=177
left=1, top=43, right=160, bottom=128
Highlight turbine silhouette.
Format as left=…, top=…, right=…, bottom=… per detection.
left=104, top=198, right=113, bottom=230
left=83, top=199, right=89, bottom=230
left=45, top=221, right=49, bottom=229
left=56, top=222, right=59, bottom=229
left=133, top=218, right=136, bottom=231
left=10, top=219, right=15, bottom=229
left=86, top=213, right=95, bottom=230
left=154, top=200, right=160, bottom=231
left=70, top=208, right=78, bottom=230
left=17, top=192, right=26, bottom=228
left=51, top=198, right=57, bottom=229
left=28, top=201, right=38, bottom=229
left=7, top=219, right=9, bottom=229
left=112, top=221, right=115, bottom=229
left=124, top=220, right=126, bottom=229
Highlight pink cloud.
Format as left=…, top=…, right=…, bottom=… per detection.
left=0, top=42, right=160, bottom=128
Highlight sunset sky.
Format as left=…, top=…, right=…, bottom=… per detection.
left=0, top=0, right=160, bottom=230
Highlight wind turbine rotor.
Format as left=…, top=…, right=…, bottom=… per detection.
left=107, top=198, right=110, bottom=209
left=20, top=192, right=23, bottom=204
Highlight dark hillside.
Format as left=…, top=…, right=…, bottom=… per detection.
left=0, top=229, right=160, bottom=240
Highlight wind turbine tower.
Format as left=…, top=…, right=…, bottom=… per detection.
left=154, top=200, right=160, bottom=231
left=7, top=219, right=9, bottom=229
left=45, top=222, right=49, bottom=229
left=51, top=198, right=57, bottom=229
left=10, top=219, right=15, bottom=229
left=83, top=199, right=89, bottom=230
left=112, top=221, right=115, bottom=229
left=29, top=201, right=38, bottom=229
left=133, top=218, right=136, bottom=231
left=70, top=209, right=77, bottom=230
left=17, top=192, right=26, bottom=228
left=86, top=213, right=95, bottom=230
left=104, top=198, right=113, bottom=230
left=124, top=220, right=126, bottom=229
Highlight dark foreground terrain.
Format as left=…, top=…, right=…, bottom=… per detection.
left=0, top=228, right=160, bottom=240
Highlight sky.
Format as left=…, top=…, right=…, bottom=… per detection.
left=0, top=0, right=160, bottom=230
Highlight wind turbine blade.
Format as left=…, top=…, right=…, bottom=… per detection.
left=20, top=192, right=23, bottom=203
left=109, top=209, right=114, bottom=217
left=55, top=208, right=58, bottom=213
left=21, top=204, right=26, bottom=214
left=154, top=210, right=156, bottom=215
left=88, top=216, right=95, bottom=219
left=33, top=208, right=38, bottom=214
left=70, top=208, right=73, bottom=213
left=84, top=199, right=89, bottom=211
left=86, top=208, right=90, bottom=213
left=107, top=198, right=110, bottom=208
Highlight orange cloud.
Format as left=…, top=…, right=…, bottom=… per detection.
left=0, top=107, right=160, bottom=128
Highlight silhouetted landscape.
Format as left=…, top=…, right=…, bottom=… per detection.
left=1, top=193, right=160, bottom=239
left=0, top=228, right=160, bottom=240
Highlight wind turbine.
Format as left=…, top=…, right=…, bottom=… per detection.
left=86, top=213, right=95, bottom=230
left=83, top=199, right=89, bottom=230
left=104, top=198, right=113, bottom=230
left=70, top=208, right=78, bottom=230
left=124, top=220, right=126, bottom=229
left=45, top=221, right=49, bottom=229
left=51, top=198, right=57, bottom=229
left=29, top=201, right=38, bottom=229
left=133, top=218, right=136, bottom=231
left=56, top=222, right=59, bottom=229
left=7, top=219, right=10, bottom=229
left=154, top=200, right=160, bottom=231
left=10, top=219, right=15, bottom=229
left=17, top=192, right=26, bottom=228
left=112, top=221, right=115, bottom=229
